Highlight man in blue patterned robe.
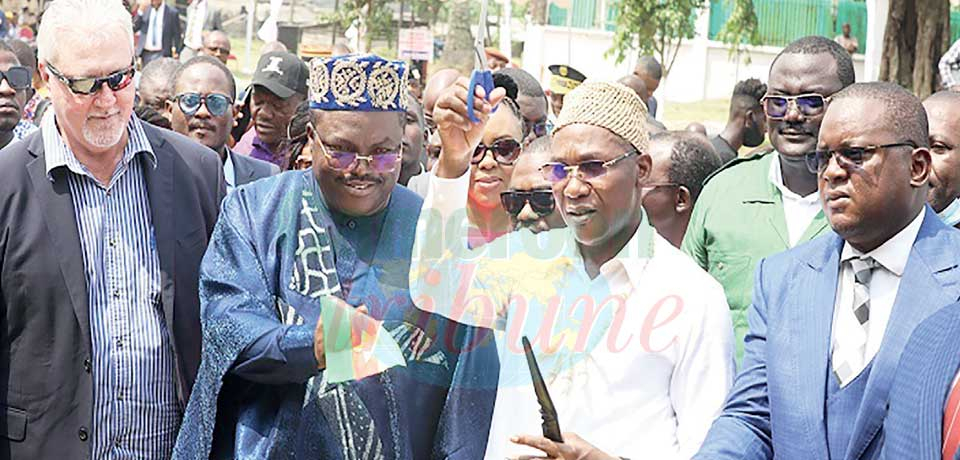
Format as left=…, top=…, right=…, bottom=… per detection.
left=173, top=54, right=498, bottom=460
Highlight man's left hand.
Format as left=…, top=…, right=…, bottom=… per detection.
left=510, top=433, right=619, bottom=460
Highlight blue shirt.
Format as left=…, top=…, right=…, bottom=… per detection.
left=43, top=113, right=180, bottom=459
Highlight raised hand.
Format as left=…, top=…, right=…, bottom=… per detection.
left=432, top=76, right=506, bottom=179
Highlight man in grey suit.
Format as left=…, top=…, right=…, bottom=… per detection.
left=1, top=1, right=224, bottom=458
left=169, top=55, right=279, bottom=192
left=133, top=0, right=183, bottom=65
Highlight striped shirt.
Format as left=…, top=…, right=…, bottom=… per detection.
left=42, top=113, right=181, bottom=459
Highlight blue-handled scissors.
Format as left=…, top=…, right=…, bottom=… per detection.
left=467, top=0, right=495, bottom=123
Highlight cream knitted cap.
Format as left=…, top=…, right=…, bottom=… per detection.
left=554, top=81, right=650, bottom=154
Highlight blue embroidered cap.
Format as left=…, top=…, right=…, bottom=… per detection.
left=309, top=54, right=409, bottom=112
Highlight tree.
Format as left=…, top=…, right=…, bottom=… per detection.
left=606, top=0, right=705, bottom=78
left=879, top=0, right=950, bottom=98
left=714, top=0, right=761, bottom=64
left=325, top=0, right=394, bottom=53
left=441, top=0, right=476, bottom=74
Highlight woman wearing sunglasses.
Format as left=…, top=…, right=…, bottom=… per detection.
left=466, top=79, right=525, bottom=247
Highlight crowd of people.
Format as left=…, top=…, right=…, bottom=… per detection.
left=4, top=0, right=960, bottom=459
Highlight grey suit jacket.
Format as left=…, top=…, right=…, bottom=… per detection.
left=230, top=148, right=280, bottom=187
left=0, top=122, right=224, bottom=459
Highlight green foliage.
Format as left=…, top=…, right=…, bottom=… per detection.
left=606, top=0, right=705, bottom=77
left=715, top=0, right=760, bottom=63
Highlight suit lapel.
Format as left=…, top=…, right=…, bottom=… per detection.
left=26, top=137, right=91, bottom=348
left=916, top=308, right=960, bottom=460
left=847, top=210, right=960, bottom=460
left=142, top=126, right=176, bottom=339
left=795, top=235, right=843, bottom=458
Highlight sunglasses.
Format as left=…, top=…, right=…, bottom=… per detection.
left=175, top=92, right=233, bottom=117
left=500, top=189, right=555, bottom=217
left=540, top=150, right=638, bottom=184
left=804, top=142, right=916, bottom=174
left=46, top=62, right=135, bottom=96
left=308, top=123, right=402, bottom=173
left=473, top=139, right=522, bottom=166
left=761, top=93, right=831, bottom=119
left=641, top=182, right=681, bottom=194
left=205, top=46, right=230, bottom=56
left=0, top=66, right=31, bottom=90
left=525, top=119, right=548, bottom=139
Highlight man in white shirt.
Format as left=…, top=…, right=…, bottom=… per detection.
left=695, top=82, right=960, bottom=460
left=133, top=0, right=182, bottom=66
left=180, top=0, right=222, bottom=61
left=410, top=79, right=734, bottom=459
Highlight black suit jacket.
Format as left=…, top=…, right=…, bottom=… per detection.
left=0, top=123, right=224, bottom=459
left=230, top=148, right=279, bottom=187
left=133, top=4, right=183, bottom=58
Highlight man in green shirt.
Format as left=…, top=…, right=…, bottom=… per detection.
left=682, top=36, right=856, bottom=357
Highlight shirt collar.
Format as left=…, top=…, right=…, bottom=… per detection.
left=595, top=210, right=656, bottom=288
left=42, top=110, right=157, bottom=181
left=223, top=148, right=236, bottom=188
left=841, top=207, right=926, bottom=277
left=769, top=151, right=819, bottom=204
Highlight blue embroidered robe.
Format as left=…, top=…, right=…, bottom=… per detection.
left=172, top=171, right=499, bottom=460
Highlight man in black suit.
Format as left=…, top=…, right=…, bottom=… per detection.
left=169, top=55, right=279, bottom=191
left=2, top=1, right=223, bottom=458
left=133, top=0, right=183, bottom=65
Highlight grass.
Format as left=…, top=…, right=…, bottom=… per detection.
left=661, top=98, right=730, bottom=132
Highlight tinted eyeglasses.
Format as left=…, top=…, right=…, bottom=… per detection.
left=540, top=150, right=638, bottom=184
left=46, top=62, right=135, bottom=96
left=524, top=119, right=548, bottom=139
left=761, top=93, right=831, bottom=119
left=500, top=189, right=555, bottom=217
left=804, top=142, right=917, bottom=174
left=0, top=66, right=32, bottom=90
left=473, top=139, right=522, bottom=166
left=175, top=92, right=233, bottom=117
left=308, top=123, right=402, bottom=173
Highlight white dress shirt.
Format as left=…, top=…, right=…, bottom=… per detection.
left=145, top=6, right=165, bottom=51
left=769, top=155, right=821, bottom=247
left=223, top=149, right=236, bottom=194
left=184, top=0, right=207, bottom=50
left=411, top=170, right=735, bottom=460
left=831, top=208, right=926, bottom=366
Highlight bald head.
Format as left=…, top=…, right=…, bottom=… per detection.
left=618, top=74, right=649, bottom=106
left=423, top=69, right=461, bottom=117
left=832, top=81, right=928, bottom=148
left=201, top=30, right=231, bottom=64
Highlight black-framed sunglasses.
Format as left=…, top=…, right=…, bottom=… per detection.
left=0, top=66, right=31, bottom=91
left=175, top=92, right=233, bottom=117
left=205, top=45, right=230, bottom=56
left=540, top=150, right=638, bottom=184
left=308, top=123, right=403, bottom=173
left=500, top=189, right=555, bottom=217
left=473, top=138, right=522, bottom=166
left=46, top=61, right=135, bottom=96
left=761, top=93, right=831, bottom=119
left=804, top=142, right=917, bottom=174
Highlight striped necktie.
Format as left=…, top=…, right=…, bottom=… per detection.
left=832, top=255, right=878, bottom=387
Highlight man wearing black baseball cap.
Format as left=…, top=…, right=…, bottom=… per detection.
left=234, top=51, right=308, bottom=167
